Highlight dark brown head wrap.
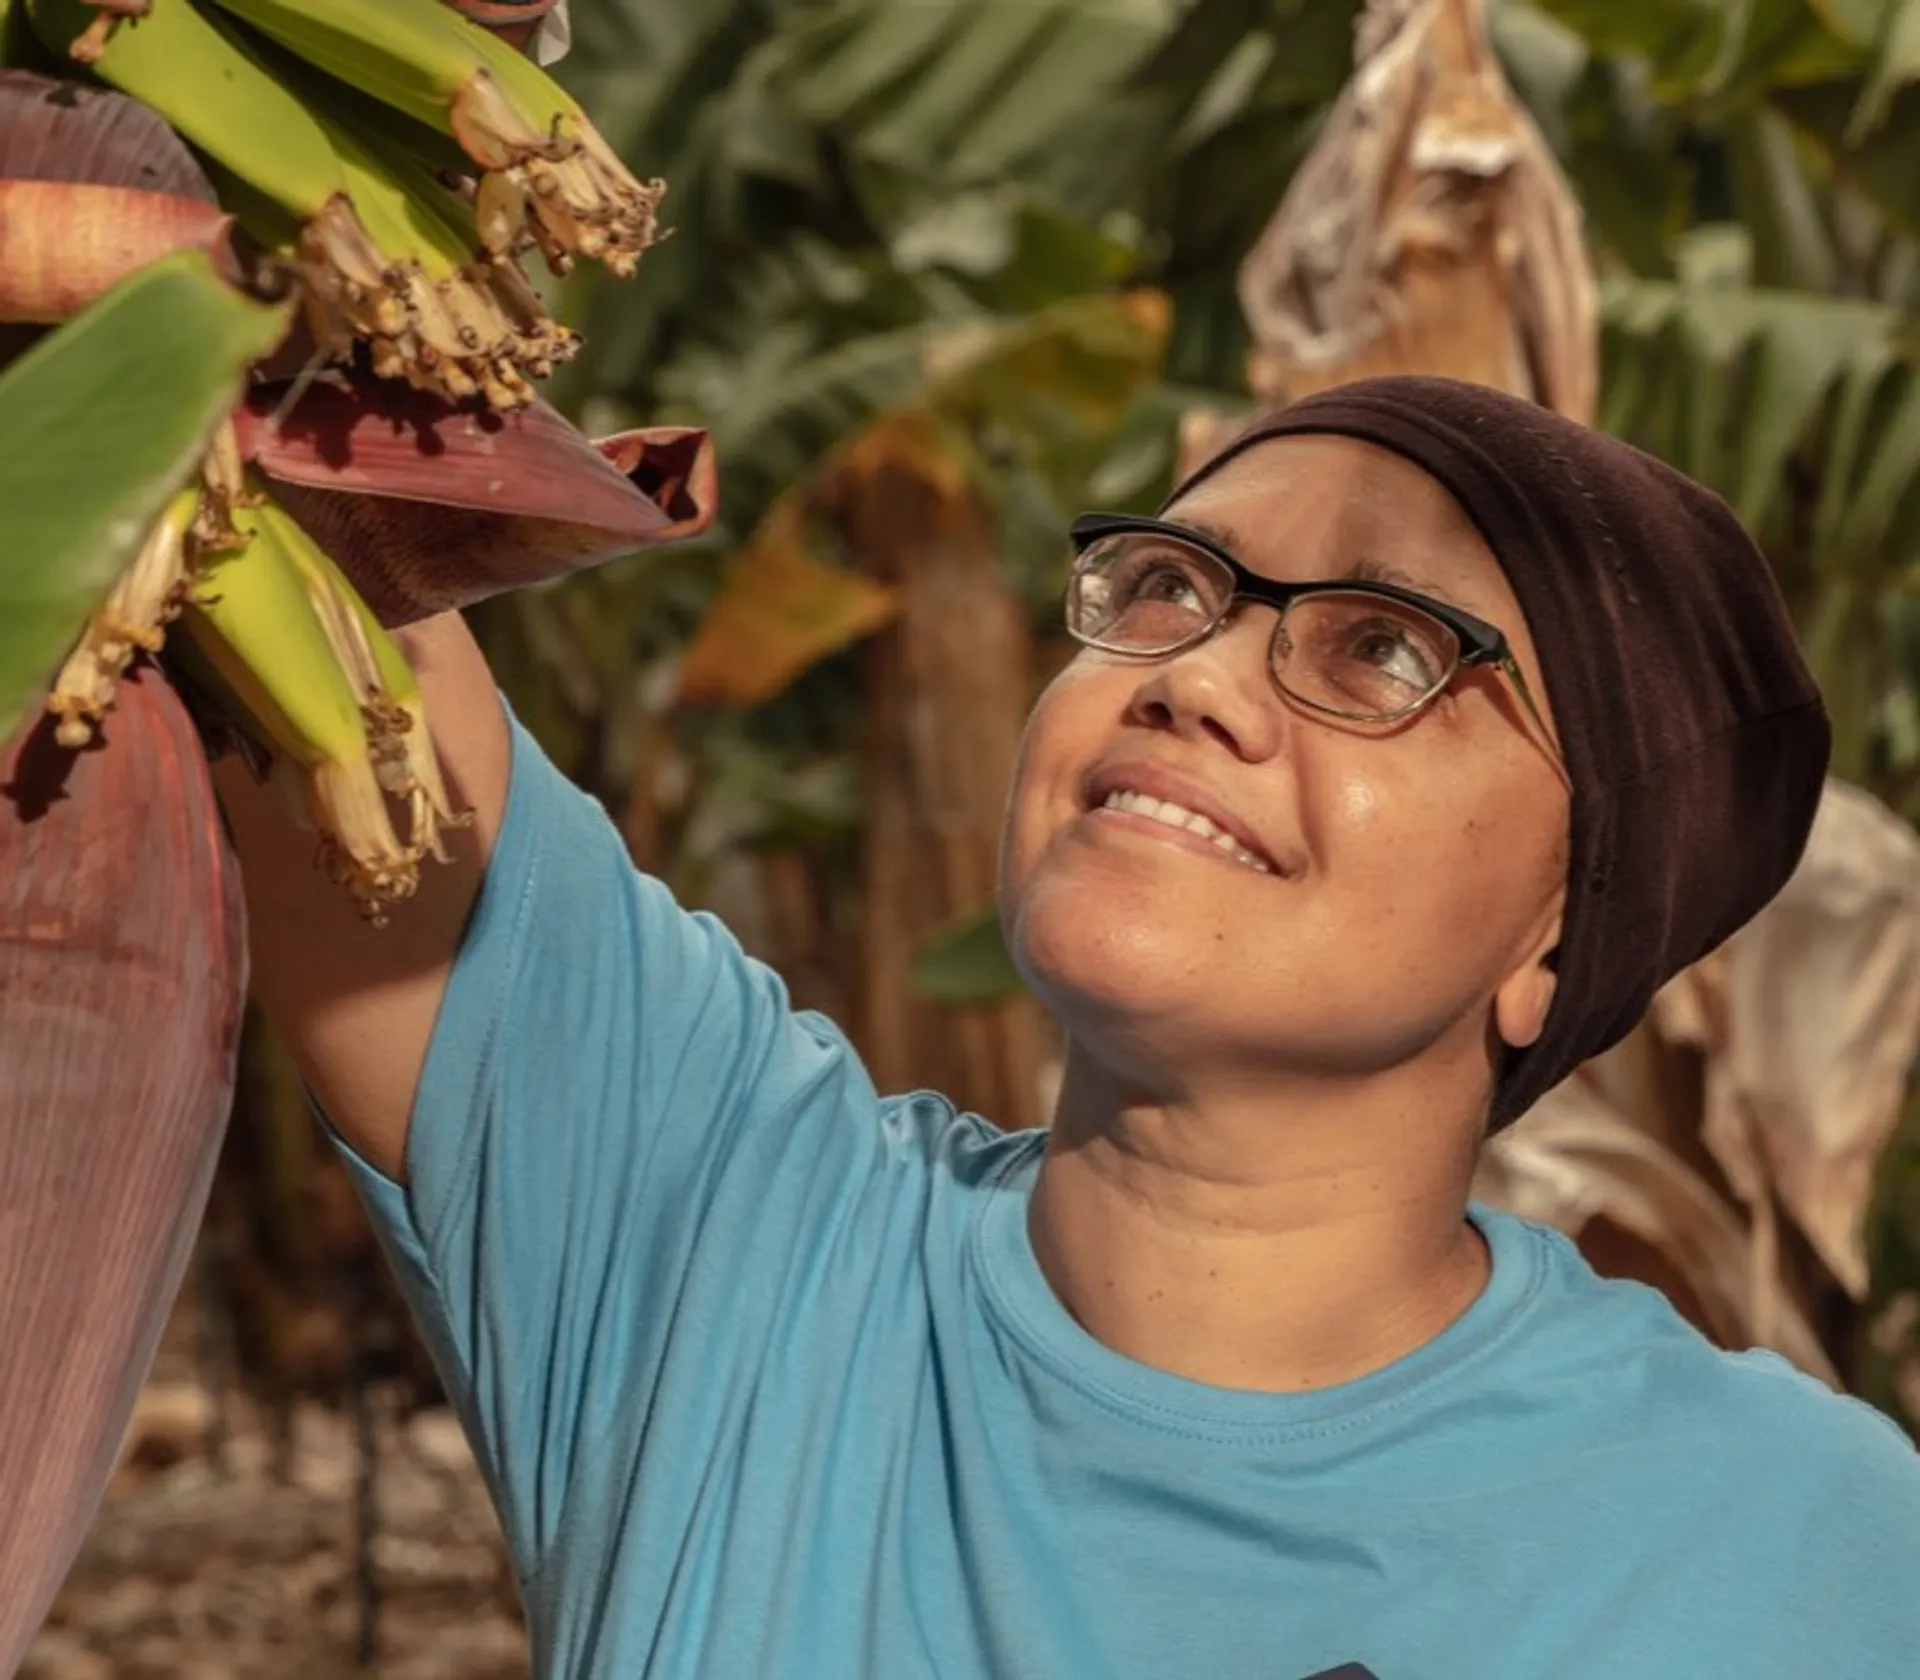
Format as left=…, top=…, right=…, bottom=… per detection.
left=1165, top=376, right=1830, bottom=1130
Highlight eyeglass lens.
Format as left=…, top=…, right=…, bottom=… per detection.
left=1069, top=532, right=1463, bottom=722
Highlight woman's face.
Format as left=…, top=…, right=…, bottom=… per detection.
left=1000, top=435, right=1571, bottom=1095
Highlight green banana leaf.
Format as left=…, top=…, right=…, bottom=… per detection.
left=1772, top=71, right=1920, bottom=238
left=766, top=0, right=1174, bottom=187
left=1599, top=270, right=1920, bottom=559
left=0, top=248, right=290, bottom=745
left=1528, top=0, right=1858, bottom=105
left=1599, top=268, right=1920, bottom=790
left=913, top=898, right=1024, bottom=1007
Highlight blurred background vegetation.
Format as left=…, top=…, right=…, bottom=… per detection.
left=209, top=0, right=1920, bottom=1469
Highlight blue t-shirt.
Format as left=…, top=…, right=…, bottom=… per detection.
left=331, top=713, right=1920, bottom=1679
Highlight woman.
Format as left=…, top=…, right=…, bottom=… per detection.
left=218, top=376, right=1919, bottom=1677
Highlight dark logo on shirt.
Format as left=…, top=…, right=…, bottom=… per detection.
left=1297, top=1668, right=1380, bottom=1680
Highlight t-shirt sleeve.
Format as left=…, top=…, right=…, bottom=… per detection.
left=1797, top=1392, right=1920, bottom=1670
left=320, top=704, right=889, bottom=1591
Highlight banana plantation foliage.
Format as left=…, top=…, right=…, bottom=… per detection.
left=3, top=0, right=1920, bottom=1668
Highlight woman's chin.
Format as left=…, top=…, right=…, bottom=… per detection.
left=1009, top=882, right=1222, bottom=1025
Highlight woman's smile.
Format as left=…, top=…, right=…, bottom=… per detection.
left=1081, top=759, right=1285, bottom=876
left=1086, top=794, right=1277, bottom=874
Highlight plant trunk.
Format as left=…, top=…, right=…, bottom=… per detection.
left=827, top=415, right=1052, bottom=1131
left=0, top=665, right=246, bottom=1670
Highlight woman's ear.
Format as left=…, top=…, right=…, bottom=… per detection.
left=1493, top=907, right=1562, bottom=1051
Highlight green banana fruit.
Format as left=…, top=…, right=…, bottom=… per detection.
left=24, top=0, right=552, bottom=406
left=323, top=110, right=578, bottom=398
left=201, top=0, right=663, bottom=276
left=323, top=114, right=523, bottom=404
left=26, top=0, right=352, bottom=249
left=262, top=494, right=462, bottom=867
left=172, top=485, right=430, bottom=917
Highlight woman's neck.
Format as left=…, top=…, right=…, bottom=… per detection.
left=1028, top=1051, right=1491, bottom=1393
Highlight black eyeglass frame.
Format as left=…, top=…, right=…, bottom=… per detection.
left=1067, top=512, right=1564, bottom=778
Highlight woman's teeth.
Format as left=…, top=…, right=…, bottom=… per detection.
left=1100, top=789, right=1273, bottom=873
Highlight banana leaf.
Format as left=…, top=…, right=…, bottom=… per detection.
left=1598, top=268, right=1920, bottom=789
left=676, top=499, right=898, bottom=706
left=914, top=898, right=1024, bottom=1007
left=1531, top=0, right=1857, bottom=105
left=0, top=247, right=291, bottom=744
left=762, top=0, right=1187, bottom=198
left=1598, top=272, right=1908, bottom=537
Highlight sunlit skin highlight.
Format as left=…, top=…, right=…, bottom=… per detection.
left=998, top=436, right=1571, bottom=1393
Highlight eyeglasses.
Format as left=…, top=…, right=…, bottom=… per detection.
left=1066, top=513, right=1564, bottom=778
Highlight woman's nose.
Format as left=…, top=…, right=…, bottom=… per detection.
left=1123, top=608, right=1286, bottom=762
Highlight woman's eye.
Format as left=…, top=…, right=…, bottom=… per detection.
left=1348, top=623, right=1443, bottom=690
left=1131, top=563, right=1203, bottom=606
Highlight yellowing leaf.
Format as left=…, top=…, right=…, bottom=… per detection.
left=676, top=509, right=898, bottom=707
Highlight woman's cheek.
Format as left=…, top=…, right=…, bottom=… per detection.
left=1336, top=773, right=1383, bottom=830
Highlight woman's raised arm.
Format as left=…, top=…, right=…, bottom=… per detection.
left=211, top=608, right=508, bottom=1182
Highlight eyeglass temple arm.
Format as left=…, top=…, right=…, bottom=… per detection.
left=1497, top=655, right=1571, bottom=789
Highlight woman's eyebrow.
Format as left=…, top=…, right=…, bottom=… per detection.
left=1176, top=515, right=1246, bottom=553
left=1345, top=554, right=1470, bottom=611
left=1175, top=515, right=1475, bottom=612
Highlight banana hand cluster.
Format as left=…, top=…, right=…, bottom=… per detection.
left=25, top=0, right=652, bottom=409
left=6, top=2, right=659, bottom=918
left=167, top=469, right=465, bottom=918
left=45, top=429, right=462, bottom=917
left=210, top=0, right=662, bottom=277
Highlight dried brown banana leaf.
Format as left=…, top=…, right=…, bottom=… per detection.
left=1236, top=0, right=1596, bottom=422
left=1477, top=1071, right=1839, bottom=1386
left=1651, top=781, right=1920, bottom=1303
